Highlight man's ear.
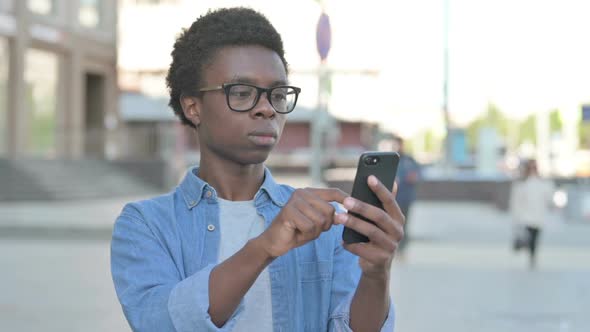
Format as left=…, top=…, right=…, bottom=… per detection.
left=180, top=94, right=202, bottom=127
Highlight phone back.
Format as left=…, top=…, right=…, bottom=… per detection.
left=343, top=151, right=400, bottom=243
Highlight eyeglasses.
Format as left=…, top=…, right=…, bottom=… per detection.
left=199, top=83, right=301, bottom=114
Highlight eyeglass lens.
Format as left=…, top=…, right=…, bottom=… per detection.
left=227, top=85, right=297, bottom=113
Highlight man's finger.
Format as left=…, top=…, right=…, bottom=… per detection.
left=305, top=187, right=348, bottom=204
left=288, top=207, right=317, bottom=238
left=344, top=242, right=392, bottom=266
left=342, top=197, right=397, bottom=236
left=367, top=175, right=405, bottom=225
left=336, top=213, right=398, bottom=251
left=295, top=191, right=333, bottom=232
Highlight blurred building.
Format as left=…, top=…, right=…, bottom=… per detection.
left=0, top=0, right=118, bottom=160
left=268, top=107, right=381, bottom=170
left=0, top=1, right=164, bottom=201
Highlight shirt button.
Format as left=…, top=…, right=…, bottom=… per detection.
left=205, top=191, right=212, bottom=198
left=189, top=200, right=196, bottom=206
left=207, top=224, right=215, bottom=232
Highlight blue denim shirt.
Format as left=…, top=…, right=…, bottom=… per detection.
left=395, top=154, right=421, bottom=207
left=111, top=167, right=395, bottom=332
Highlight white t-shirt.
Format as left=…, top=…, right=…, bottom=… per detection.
left=510, top=176, right=554, bottom=228
left=217, top=198, right=273, bottom=332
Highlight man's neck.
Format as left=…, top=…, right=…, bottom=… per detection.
left=197, top=158, right=266, bottom=201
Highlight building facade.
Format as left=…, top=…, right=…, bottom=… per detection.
left=0, top=0, right=117, bottom=160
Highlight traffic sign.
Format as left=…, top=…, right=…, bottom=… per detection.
left=582, top=105, right=590, bottom=122
left=316, top=12, right=331, bottom=61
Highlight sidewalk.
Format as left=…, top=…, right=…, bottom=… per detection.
left=402, top=201, right=590, bottom=269
left=1, top=173, right=588, bottom=243
left=1, top=180, right=589, bottom=332
left=393, top=202, right=590, bottom=332
left=0, top=194, right=157, bottom=238
left=0, top=173, right=315, bottom=236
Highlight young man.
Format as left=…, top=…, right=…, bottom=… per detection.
left=111, top=7, right=404, bottom=332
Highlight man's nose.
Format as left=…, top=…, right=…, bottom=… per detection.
left=250, top=92, right=275, bottom=118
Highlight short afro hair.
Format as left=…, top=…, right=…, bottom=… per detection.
left=166, top=7, right=289, bottom=128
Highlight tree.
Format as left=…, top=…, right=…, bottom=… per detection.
left=549, top=109, right=563, bottom=134
left=580, top=121, right=590, bottom=149
left=409, top=129, right=441, bottom=155
left=423, top=129, right=437, bottom=153
left=467, top=107, right=566, bottom=151
left=466, top=117, right=484, bottom=150
left=465, top=102, right=510, bottom=149
left=518, top=114, right=536, bottom=145
left=485, top=103, right=509, bottom=138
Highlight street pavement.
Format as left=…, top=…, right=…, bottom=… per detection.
left=1, top=175, right=589, bottom=332
left=393, top=202, right=590, bottom=332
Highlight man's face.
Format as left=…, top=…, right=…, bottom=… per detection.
left=527, top=161, right=538, bottom=175
left=192, top=45, right=289, bottom=166
left=393, top=139, right=404, bottom=153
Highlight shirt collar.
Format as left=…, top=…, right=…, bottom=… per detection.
left=178, top=166, right=209, bottom=209
left=257, top=167, right=288, bottom=207
left=178, top=166, right=288, bottom=209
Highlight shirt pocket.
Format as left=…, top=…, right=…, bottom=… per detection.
left=300, top=260, right=332, bottom=282
left=299, top=261, right=332, bottom=331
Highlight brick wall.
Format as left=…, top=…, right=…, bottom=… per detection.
left=275, top=123, right=311, bottom=152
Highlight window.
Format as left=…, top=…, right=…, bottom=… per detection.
left=24, top=48, right=58, bottom=157
left=79, top=0, right=101, bottom=28
left=28, top=0, right=54, bottom=16
left=0, top=38, right=7, bottom=155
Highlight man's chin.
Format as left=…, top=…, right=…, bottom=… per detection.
left=239, top=150, right=272, bottom=166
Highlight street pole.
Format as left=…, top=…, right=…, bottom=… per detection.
left=311, top=66, right=327, bottom=186
left=442, top=0, right=452, bottom=175
left=311, top=9, right=331, bottom=186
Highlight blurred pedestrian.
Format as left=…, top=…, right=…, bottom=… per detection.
left=509, top=159, right=554, bottom=269
left=110, top=7, right=400, bottom=332
left=393, top=136, right=421, bottom=256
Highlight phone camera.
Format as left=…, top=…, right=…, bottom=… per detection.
left=364, top=156, right=380, bottom=166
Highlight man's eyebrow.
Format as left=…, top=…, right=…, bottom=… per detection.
left=270, top=79, right=289, bottom=86
left=229, top=76, right=254, bottom=84
left=230, top=76, right=289, bottom=86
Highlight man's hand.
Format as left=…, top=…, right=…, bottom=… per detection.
left=335, top=175, right=405, bottom=279
left=256, top=188, right=348, bottom=258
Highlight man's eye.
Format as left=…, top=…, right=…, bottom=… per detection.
left=230, top=90, right=253, bottom=98
left=272, top=92, right=287, bottom=101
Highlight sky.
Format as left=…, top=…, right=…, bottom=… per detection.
left=119, top=0, right=590, bottom=137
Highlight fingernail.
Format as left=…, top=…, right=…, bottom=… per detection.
left=343, top=197, right=355, bottom=210
left=368, top=175, right=378, bottom=186
left=336, top=213, right=348, bottom=224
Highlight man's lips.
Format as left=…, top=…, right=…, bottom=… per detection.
left=248, top=130, right=278, bottom=146
left=249, top=130, right=277, bottom=138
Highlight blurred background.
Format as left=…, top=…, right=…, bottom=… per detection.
left=0, top=0, right=589, bottom=331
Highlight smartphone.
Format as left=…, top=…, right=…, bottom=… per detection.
left=342, top=151, right=400, bottom=244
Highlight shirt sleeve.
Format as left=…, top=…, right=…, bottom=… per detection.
left=110, top=204, right=244, bottom=332
left=327, top=224, right=395, bottom=331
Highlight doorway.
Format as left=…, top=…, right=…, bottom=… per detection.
left=84, top=73, right=105, bottom=158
